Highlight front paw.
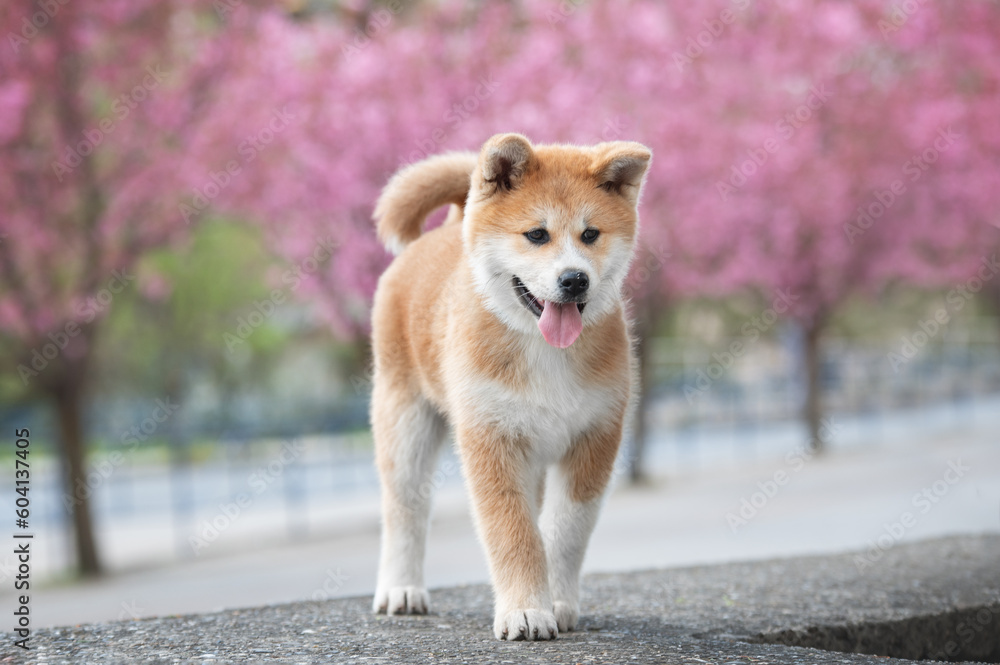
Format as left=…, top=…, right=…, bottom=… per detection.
left=493, top=608, right=558, bottom=641
left=373, top=586, right=429, bottom=615
left=552, top=600, right=578, bottom=632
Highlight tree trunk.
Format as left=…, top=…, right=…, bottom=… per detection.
left=53, top=381, right=101, bottom=577
left=628, top=300, right=657, bottom=484
left=988, top=278, right=1000, bottom=344
left=803, top=320, right=825, bottom=454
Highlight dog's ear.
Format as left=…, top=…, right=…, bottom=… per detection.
left=593, top=142, right=652, bottom=206
left=477, top=133, right=535, bottom=195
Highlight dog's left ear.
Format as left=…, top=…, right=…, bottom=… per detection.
left=593, top=142, right=652, bottom=206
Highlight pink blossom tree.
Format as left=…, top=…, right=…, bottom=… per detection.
left=230, top=0, right=1000, bottom=461
left=655, top=0, right=1000, bottom=449
left=6, top=3, right=998, bottom=580
left=0, top=0, right=284, bottom=575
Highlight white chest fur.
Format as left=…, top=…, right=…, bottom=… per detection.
left=447, top=334, right=619, bottom=465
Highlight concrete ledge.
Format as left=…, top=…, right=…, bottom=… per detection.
left=14, top=535, right=999, bottom=664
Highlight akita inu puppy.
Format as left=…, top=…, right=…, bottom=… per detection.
left=370, top=133, right=651, bottom=640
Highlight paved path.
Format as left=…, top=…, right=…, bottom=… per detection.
left=9, top=536, right=999, bottom=664
left=14, top=414, right=999, bottom=629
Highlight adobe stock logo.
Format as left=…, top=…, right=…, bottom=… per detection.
left=7, top=0, right=70, bottom=53
left=725, top=418, right=840, bottom=532
left=62, top=398, right=179, bottom=513
left=844, top=126, right=959, bottom=244
left=50, top=65, right=169, bottom=182
left=853, top=458, right=970, bottom=572
left=672, top=0, right=753, bottom=72
left=339, top=0, right=409, bottom=60
left=716, top=85, right=832, bottom=201
left=17, top=269, right=136, bottom=385
left=180, top=105, right=298, bottom=225
left=222, top=236, right=338, bottom=353
left=684, top=288, right=800, bottom=403
left=188, top=439, right=306, bottom=555
left=877, top=0, right=931, bottom=39
left=886, top=254, right=999, bottom=372
left=402, top=74, right=500, bottom=166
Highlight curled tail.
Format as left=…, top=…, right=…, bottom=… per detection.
left=373, top=152, right=478, bottom=255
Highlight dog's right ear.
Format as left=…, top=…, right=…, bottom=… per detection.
left=477, top=133, right=534, bottom=195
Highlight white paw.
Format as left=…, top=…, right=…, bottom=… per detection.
left=553, top=600, right=578, bottom=632
left=493, top=608, right=558, bottom=641
left=373, top=586, right=429, bottom=615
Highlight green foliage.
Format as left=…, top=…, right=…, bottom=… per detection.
left=92, top=218, right=293, bottom=397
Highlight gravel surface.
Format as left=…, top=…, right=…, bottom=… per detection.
left=5, top=535, right=998, bottom=664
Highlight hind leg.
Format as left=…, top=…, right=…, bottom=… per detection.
left=372, top=384, right=446, bottom=615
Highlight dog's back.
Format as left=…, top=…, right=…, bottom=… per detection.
left=370, top=153, right=477, bottom=410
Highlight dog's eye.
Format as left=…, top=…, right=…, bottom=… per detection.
left=581, top=228, right=600, bottom=244
left=524, top=228, right=550, bottom=245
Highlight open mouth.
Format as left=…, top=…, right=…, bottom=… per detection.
left=512, top=276, right=585, bottom=318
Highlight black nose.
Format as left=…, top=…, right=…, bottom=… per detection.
left=558, top=270, right=589, bottom=297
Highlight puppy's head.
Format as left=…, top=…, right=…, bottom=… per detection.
left=463, top=133, right=651, bottom=349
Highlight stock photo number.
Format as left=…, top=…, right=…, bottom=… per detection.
left=12, top=428, right=32, bottom=650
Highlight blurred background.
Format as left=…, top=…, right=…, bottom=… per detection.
left=1, top=0, right=999, bottom=628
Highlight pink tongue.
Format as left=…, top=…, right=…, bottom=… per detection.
left=537, top=301, right=583, bottom=348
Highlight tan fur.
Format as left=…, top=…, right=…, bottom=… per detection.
left=373, top=152, right=478, bottom=254
left=458, top=423, right=548, bottom=607
left=371, top=133, right=651, bottom=640
left=563, top=412, right=626, bottom=503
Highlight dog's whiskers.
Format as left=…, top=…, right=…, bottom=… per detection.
left=484, top=272, right=504, bottom=291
